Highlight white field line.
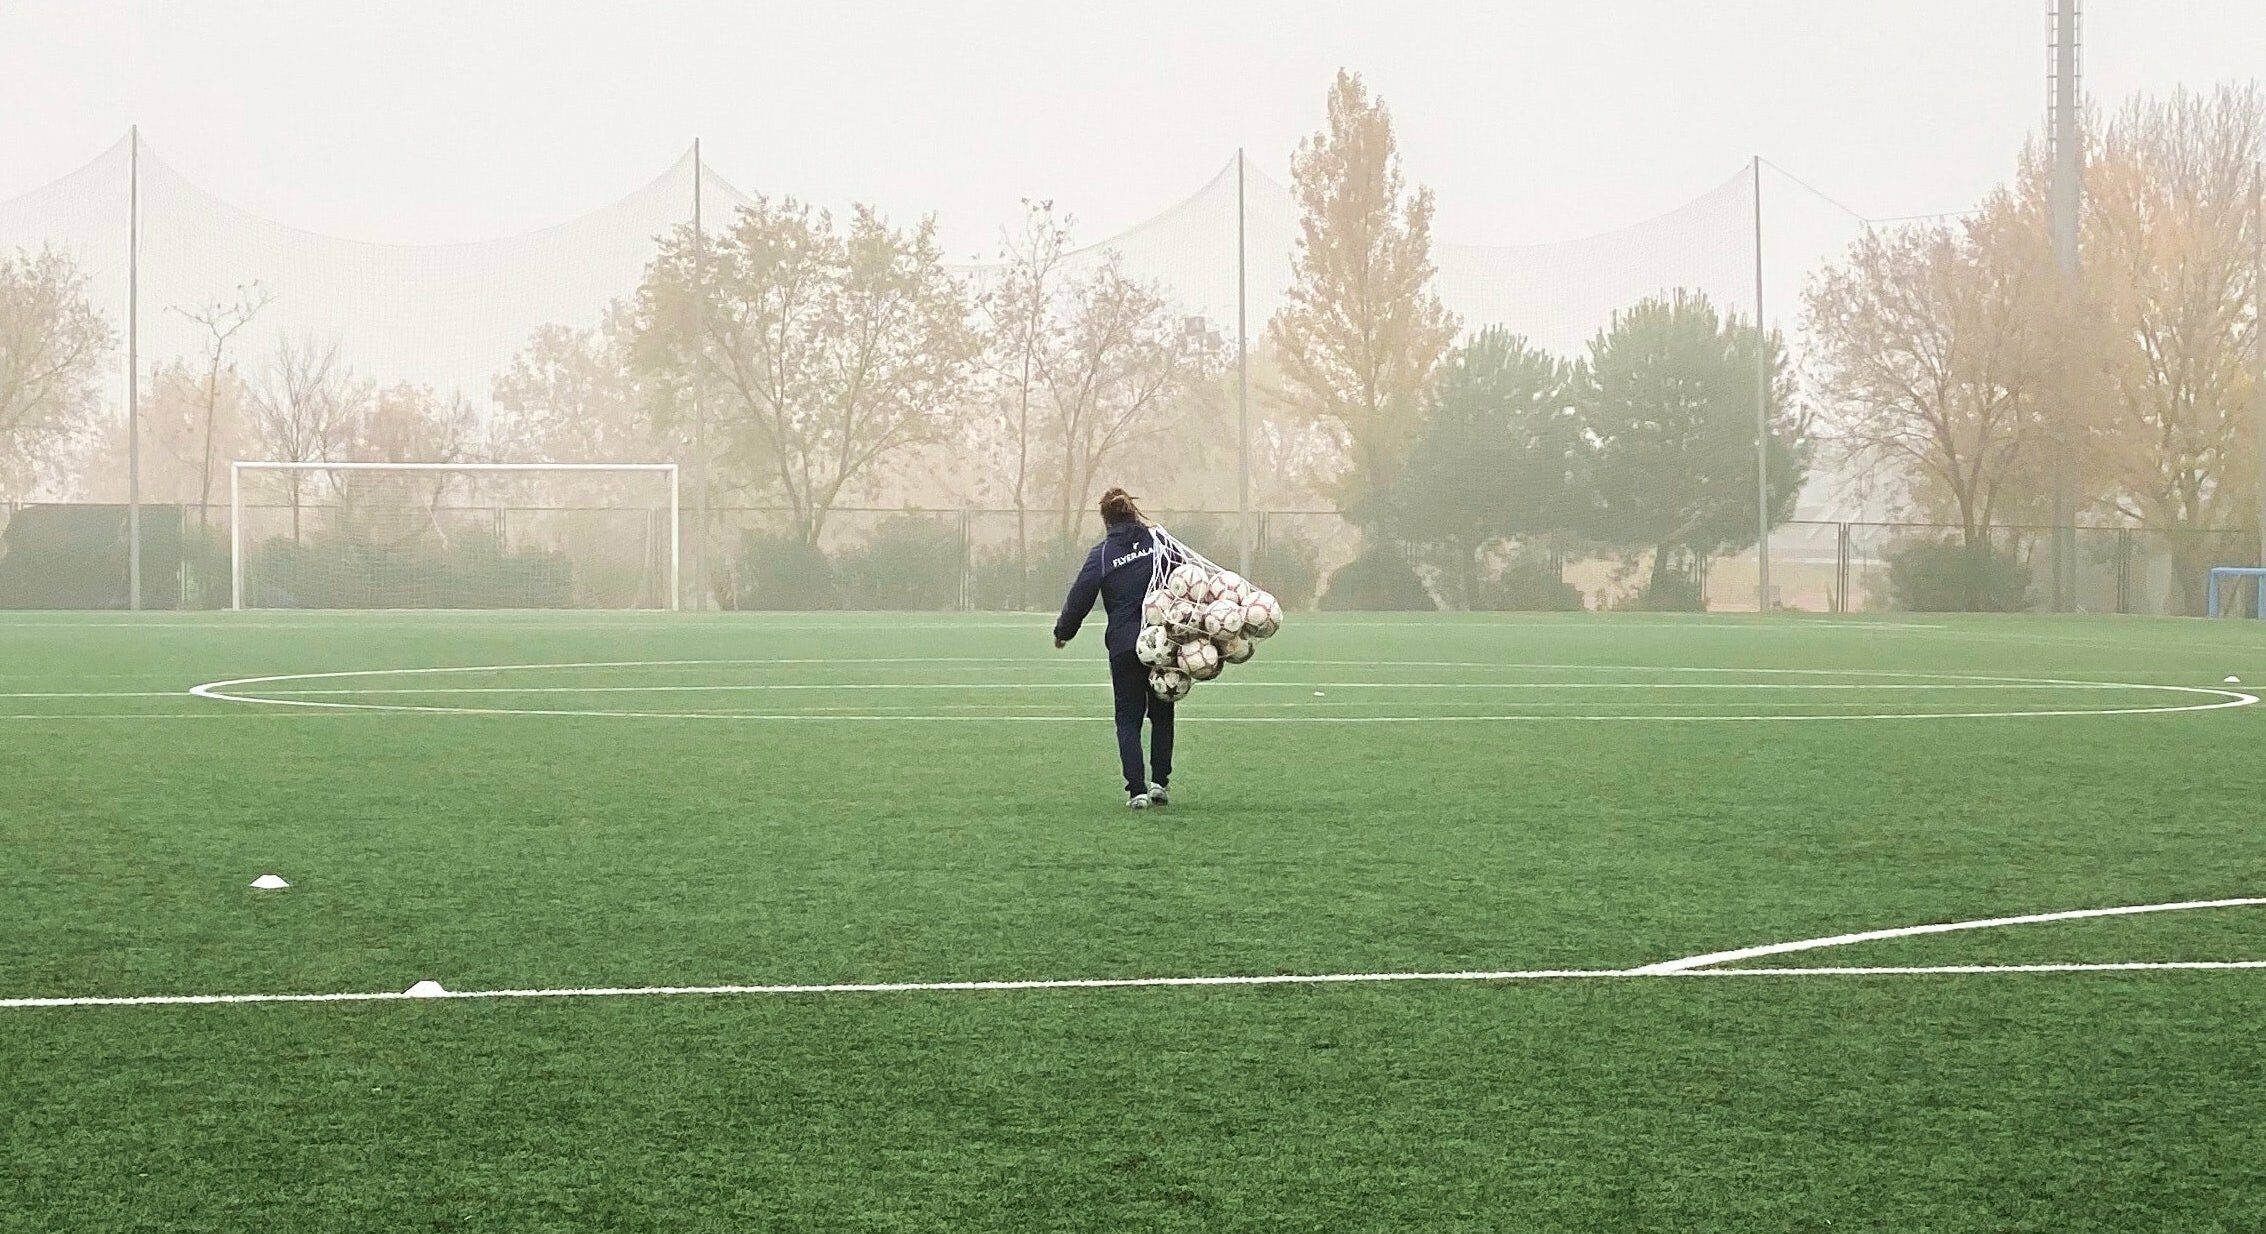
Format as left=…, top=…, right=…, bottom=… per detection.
left=0, top=617, right=1954, bottom=631
left=7, top=962, right=2266, bottom=1011
left=170, top=702, right=2262, bottom=724
left=1632, top=897, right=2266, bottom=973
left=4, top=900, right=2257, bottom=1011
left=248, top=682, right=2157, bottom=696
left=175, top=660, right=2259, bottom=723
left=0, top=691, right=189, bottom=699
left=1682, top=961, right=2266, bottom=977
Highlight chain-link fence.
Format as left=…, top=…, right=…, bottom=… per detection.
left=6, top=498, right=2258, bottom=615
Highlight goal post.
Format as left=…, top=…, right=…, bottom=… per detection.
left=2205, top=566, right=2266, bottom=619
left=229, top=461, right=680, bottom=611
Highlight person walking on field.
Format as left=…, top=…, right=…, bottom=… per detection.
left=1054, top=488, right=1174, bottom=810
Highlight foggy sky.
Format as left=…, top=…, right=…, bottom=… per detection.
left=3, top=1, right=2262, bottom=258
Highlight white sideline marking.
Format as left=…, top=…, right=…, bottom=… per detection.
left=5, top=961, right=2262, bottom=1011
left=1685, top=961, right=2266, bottom=977
left=1633, top=897, right=2266, bottom=973
left=0, top=691, right=186, bottom=699
left=4, top=900, right=2257, bottom=1011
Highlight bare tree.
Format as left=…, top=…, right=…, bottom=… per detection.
left=0, top=248, right=114, bottom=500
left=631, top=197, right=979, bottom=544
left=2081, top=84, right=2266, bottom=607
left=492, top=306, right=658, bottom=465
left=1039, top=259, right=1223, bottom=543
left=250, top=335, right=369, bottom=539
left=350, top=382, right=483, bottom=549
left=978, top=200, right=1073, bottom=602
left=170, top=283, right=272, bottom=526
left=1806, top=187, right=2061, bottom=546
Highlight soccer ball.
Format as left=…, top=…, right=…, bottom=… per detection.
left=1149, top=667, right=1193, bottom=702
left=1217, top=633, right=1255, bottom=664
left=1213, top=570, right=1249, bottom=603
left=1163, top=596, right=1205, bottom=634
left=1184, top=569, right=1221, bottom=605
left=1242, top=590, right=1282, bottom=639
left=1202, top=597, right=1244, bottom=638
left=1176, top=638, right=1221, bottom=680
left=1164, top=563, right=1207, bottom=600
left=1141, top=591, right=1171, bottom=628
left=1134, top=623, right=1175, bottom=668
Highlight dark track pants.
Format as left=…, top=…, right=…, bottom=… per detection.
left=1108, top=650, right=1174, bottom=797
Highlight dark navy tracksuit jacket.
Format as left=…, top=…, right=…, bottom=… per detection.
left=1055, top=520, right=1173, bottom=795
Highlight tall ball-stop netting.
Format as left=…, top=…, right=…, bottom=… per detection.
left=0, top=132, right=1958, bottom=612
left=0, top=134, right=699, bottom=608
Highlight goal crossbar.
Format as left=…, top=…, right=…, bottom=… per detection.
left=229, top=460, right=681, bottom=612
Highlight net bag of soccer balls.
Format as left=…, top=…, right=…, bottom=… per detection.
left=1132, top=525, right=1285, bottom=701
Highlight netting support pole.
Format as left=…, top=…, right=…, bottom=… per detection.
left=127, top=125, right=142, bottom=611
left=1752, top=155, right=1771, bottom=613
left=1236, top=147, right=1252, bottom=579
left=2253, top=160, right=2264, bottom=571
left=691, top=137, right=709, bottom=612
left=228, top=461, right=242, bottom=611
left=2047, top=0, right=2082, bottom=612
left=667, top=463, right=682, bottom=612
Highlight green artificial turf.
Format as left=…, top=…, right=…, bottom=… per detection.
left=1, top=611, right=2262, bottom=1231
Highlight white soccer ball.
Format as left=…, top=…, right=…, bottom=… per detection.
left=1213, top=570, right=1249, bottom=603
left=1202, top=597, right=1244, bottom=638
left=1176, top=638, right=1221, bottom=680
left=1164, top=563, right=1206, bottom=600
left=1184, top=570, right=1222, bottom=606
left=1163, top=596, right=1205, bottom=635
left=1141, top=591, right=1171, bottom=628
left=1217, top=633, right=1255, bottom=664
left=1134, top=623, right=1175, bottom=668
left=1149, top=667, right=1193, bottom=702
left=1242, top=590, right=1282, bottom=639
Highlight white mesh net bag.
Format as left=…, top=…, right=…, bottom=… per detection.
left=1138, top=524, right=1284, bottom=699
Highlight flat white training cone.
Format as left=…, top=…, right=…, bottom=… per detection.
left=2225, top=676, right=2242, bottom=684
left=404, top=979, right=448, bottom=998
left=249, top=874, right=289, bottom=890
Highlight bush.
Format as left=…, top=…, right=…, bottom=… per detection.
left=1320, top=546, right=1435, bottom=611
left=1251, top=532, right=1322, bottom=611
left=1165, top=513, right=1323, bottom=611
left=1624, top=571, right=1705, bottom=612
left=1887, top=538, right=2033, bottom=612
left=1470, top=557, right=1583, bottom=611
left=832, top=516, right=963, bottom=610
left=0, top=504, right=188, bottom=609
left=253, top=531, right=573, bottom=608
left=969, top=536, right=1085, bottom=611
left=736, top=535, right=838, bottom=610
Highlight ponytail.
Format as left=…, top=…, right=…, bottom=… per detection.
left=1099, top=487, right=1144, bottom=526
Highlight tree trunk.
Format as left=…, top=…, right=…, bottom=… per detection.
left=196, top=365, right=221, bottom=530
left=1014, top=506, right=1028, bottom=612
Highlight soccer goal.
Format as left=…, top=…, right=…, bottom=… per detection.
left=229, top=462, right=680, bottom=611
left=2205, top=566, right=2266, bottom=619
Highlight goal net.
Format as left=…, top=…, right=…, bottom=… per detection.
left=230, top=462, right=679, bottom=610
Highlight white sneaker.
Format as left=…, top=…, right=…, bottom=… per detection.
left=1127, top=792, right=1152, bottom=810
left=1147, top=783, right=1170, bottom=806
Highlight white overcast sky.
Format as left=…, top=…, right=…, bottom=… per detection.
left=2, top=0, right=2263, bottom=257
